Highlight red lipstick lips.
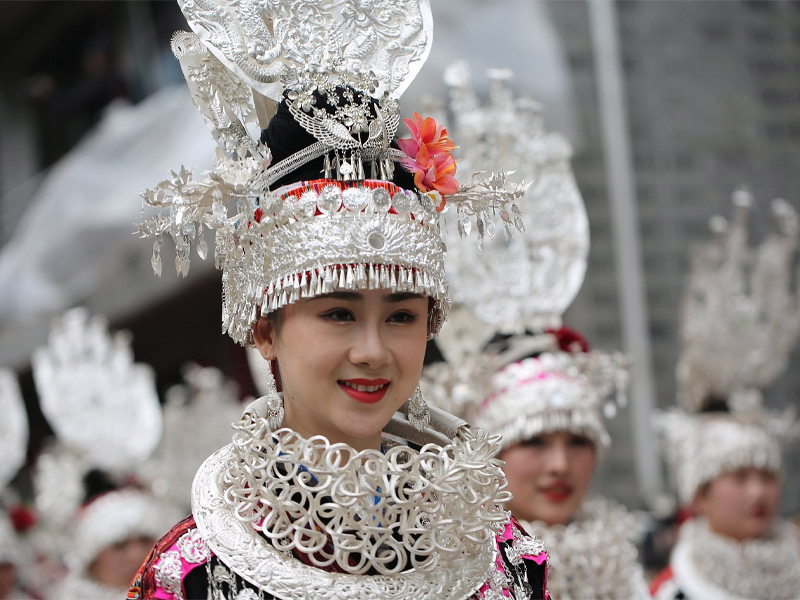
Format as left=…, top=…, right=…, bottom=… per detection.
left=539, top=483, right=573, bottom=503
left=338, top=378, right=390, bottom=404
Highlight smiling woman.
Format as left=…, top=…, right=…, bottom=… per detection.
left=129, top=1, right=549, bottom=598
left=253, top=289, right=429, bottom=451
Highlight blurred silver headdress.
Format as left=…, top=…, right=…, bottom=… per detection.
left=32, top=308, right=162, bottom=471
left=146, top=364, right=243, bottom=510
left=138, top=0, right=528, bottom=345
left=423, top=65, right=628, bottom=451
left=0, top=369, right=28, bottom=491
left=655, top=190, right=800, bottom=502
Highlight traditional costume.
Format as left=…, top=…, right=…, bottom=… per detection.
left=130, top=1, right=549, bottom=598
left=651, top=191, right=800, bottom=600
left=423, top=65, right=649, bottom=600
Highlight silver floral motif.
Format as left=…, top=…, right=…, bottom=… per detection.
left=154, top=550, right=185, bottom=600
left=178, top=528, right=210, bottom=564
left=177, top=0, right=432, bottom=100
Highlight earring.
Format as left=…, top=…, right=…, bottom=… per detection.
left=407, top=386, right=430, bottom=431
left=264, top=361, right=284, bottom=431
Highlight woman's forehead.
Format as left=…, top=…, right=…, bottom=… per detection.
left=309, top=290, right=427, bottom=303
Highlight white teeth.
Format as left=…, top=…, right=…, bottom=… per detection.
left=342, top=382, right=386, bottom=392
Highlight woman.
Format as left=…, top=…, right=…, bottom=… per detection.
left=650, top=411, right=800, bottom=599
left=429, top=329, right=649, bottom=599
left=425, top=66, right=649, bottom=599
left=130, top=1, right=549, bottom=598
left=52, top=487, right=164, bottom=600
left=651, top=193, right=800, bottom=599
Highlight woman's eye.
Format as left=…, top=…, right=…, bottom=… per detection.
left=388, top=310, right=417, bottom=324
left=520, top=437, right=545, bottom=448
left=321, top=309, right=354, bottom=322
left=568, top=435, right=593, bottom=447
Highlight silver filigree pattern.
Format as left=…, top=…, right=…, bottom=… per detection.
left=191, top=421, right=514, bottom=598
left=177, top=0, right=432, bottom=100
left=140, top=2, right=529, bottom=347
left=520, top=497, right=649, bottom=600
left=155, top=550, right=185, bottom=600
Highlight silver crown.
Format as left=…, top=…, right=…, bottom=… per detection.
left=138, top=0, right=528, bottom=345
left=655, top=190, right=800, bottom=501
left=32, top=307, right=162, bottom=471
left=678, top=189, right=800, bottom=412
left=425, top=64, right=627, bottom=450
left=442, top=62, right=589, bottom=332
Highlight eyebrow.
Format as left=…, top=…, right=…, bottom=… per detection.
left=309, top=291, right=425, bottom=303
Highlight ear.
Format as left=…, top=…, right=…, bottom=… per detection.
left=253, top=316, right=277, bottom=361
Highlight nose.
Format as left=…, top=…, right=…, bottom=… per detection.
left=348, top=320, right=392, bottom=370
left=544, top=441, right=569, bottom=475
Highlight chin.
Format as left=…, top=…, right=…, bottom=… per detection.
left=533, top=504, right=576, bottom=526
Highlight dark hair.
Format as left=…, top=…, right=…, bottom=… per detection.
left=260, top=93, right=416, bottom=190
left=699, top=397, right=731, bottom=414
left=82, top=469, right=118, bottom=503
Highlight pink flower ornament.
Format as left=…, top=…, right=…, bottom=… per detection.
left=398, top=112, right=459, bottom=200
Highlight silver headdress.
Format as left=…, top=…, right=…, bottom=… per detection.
left=146, top=364, right=243, bottom=510
left=138, top=0, right=528, bottom=345
left=32, top=307, right=162, bottom=471
left=0, top=369, right=28, bottom=491
left=424, top=65, right=628, bottom=451
left=655, top=190, right=800, bottom=502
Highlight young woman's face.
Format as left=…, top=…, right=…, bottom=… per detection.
left=254, top=289, right=429, bottom=451
left=88, top=535, right=154, bottom=588
left=694, top=467, right=780, bottom=541
left=500, top=431, right=596, bottom=525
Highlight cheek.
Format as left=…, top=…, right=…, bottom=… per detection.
left=763, top=480, right=781, bottom=510
left=502, top=449, right=543, bottom=484
left=703, top=481, right=747, bottom=517
left=569, top=449, right=596, bottom=487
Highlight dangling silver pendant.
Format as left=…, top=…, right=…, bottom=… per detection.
left=407, top=386, right=430, bottom=431
left=266, top=393, right=284, bottom=431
